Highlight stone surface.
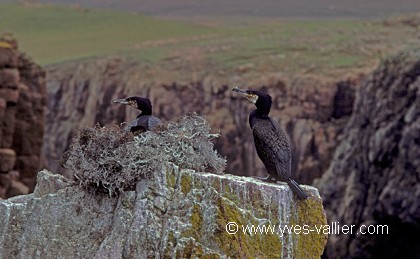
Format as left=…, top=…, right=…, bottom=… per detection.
left=0, top=174, right=11, bottom=198
left=33, top=169, right=72, bottom=198
left=0, top=171, right=28, bottom=198
left=0, top=35, right=47, bottom=198
left=0, top=69, right=19, bottom=89
left=0, top=106, right=17, bottom=148
left=7, top=178, right=29, bottom=197
left=0, top=149, right=16, bottom=173
left=315, top=48, right=420, bottom=258
left=0, top=98, right=4, bottom=141
left=0, top=46, right=18, bottom=68
left=0, top=98, right=5, bottom=114
left=13, top=53, right=46, bottom=191
left=0, top=88, right=19, bottom=104
left=0, top=164, right=327, bottom=258
left=15, top=155, right=42, bottom=188
left=332, top=80, right=356, bottom=119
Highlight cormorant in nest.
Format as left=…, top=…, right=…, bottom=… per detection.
left=113, top=96, right=161, bottom=134
left=232, top=87, right=309, bottom=199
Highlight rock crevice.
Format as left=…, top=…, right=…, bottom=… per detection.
left=316, top=48, right=420, bottom=259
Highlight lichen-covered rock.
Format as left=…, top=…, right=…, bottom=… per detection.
left=33, top=169, right=72, bottom=198
left=0, top=164, right=327, bottom=258
left=315, top=48, right=420, bottom=258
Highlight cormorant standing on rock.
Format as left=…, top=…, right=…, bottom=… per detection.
left=232, top=87, right=309, bottom=199
left=113, top=96, right=161, bottom=133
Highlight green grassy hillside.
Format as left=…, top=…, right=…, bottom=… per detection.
left=0, top=3, right=218, bottom=64
left=1, top=3, right=418, bottom=75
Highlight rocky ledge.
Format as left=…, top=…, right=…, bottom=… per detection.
left=0, top=163, right=327, bottom=258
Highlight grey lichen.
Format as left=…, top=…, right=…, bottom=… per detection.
left=62, top=114, right=226, bottom=195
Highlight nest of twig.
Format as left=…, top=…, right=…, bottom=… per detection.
left=62, top=114, right=226, bottom=195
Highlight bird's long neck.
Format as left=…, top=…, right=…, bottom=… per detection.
left=255, top=98, right=271, bottom=119
left=249, top=109, right=270, bottom=128
left=137, top=106, right=152, bottom=117
left=256, top=94, right=272, bottom=116
left=256, top=105, right=270, bottom=117
left=249, top=100, right=271, bottom=128
left=249, top=110, right=257, bottom=128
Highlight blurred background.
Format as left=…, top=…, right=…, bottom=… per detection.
left=0, top=0, right=419, bottom=258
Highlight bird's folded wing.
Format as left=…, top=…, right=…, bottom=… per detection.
left=252, top=118, right=291, bottom=167
left=147, top=116, right=162, bottom=130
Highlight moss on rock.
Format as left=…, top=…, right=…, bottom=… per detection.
left=180, top=173, right=192, bottom=195
left=292, top=197, right=328, bottom=259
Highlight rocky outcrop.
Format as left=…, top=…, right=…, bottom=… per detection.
left=0, top=164, right=327, bottom=258
left=0, top=35, right=47, bottom=198
left=315, top=49, right=420, bottom=258
left=44, top=58, right=360, bottom=184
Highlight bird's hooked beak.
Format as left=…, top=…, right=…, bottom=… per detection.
left=112, top=98, right=137, bottom=108
left=112, top=98, right=129, bottom=105
left=232, top=87, right=258, bottom=104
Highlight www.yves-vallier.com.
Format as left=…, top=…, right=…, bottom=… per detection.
left=225, top=222, right=388, bottom=237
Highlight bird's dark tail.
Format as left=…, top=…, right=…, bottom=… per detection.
left=287, top=179, right=309, bottom=199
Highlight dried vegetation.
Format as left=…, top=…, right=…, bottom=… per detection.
left=62, top=115, right=226, bottom=195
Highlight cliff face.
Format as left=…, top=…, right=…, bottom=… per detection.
left=44, top=58, right=359, bottom=184
left=316, top=49, right=420, bottom=258
left=0, top=164, right=327, bottom=258
left=0, top=35, right=47, bottom=198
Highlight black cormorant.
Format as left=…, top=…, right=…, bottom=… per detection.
left=232, top=87, right=309, bottom=199
left=113, top=96, right=161, bottom=133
